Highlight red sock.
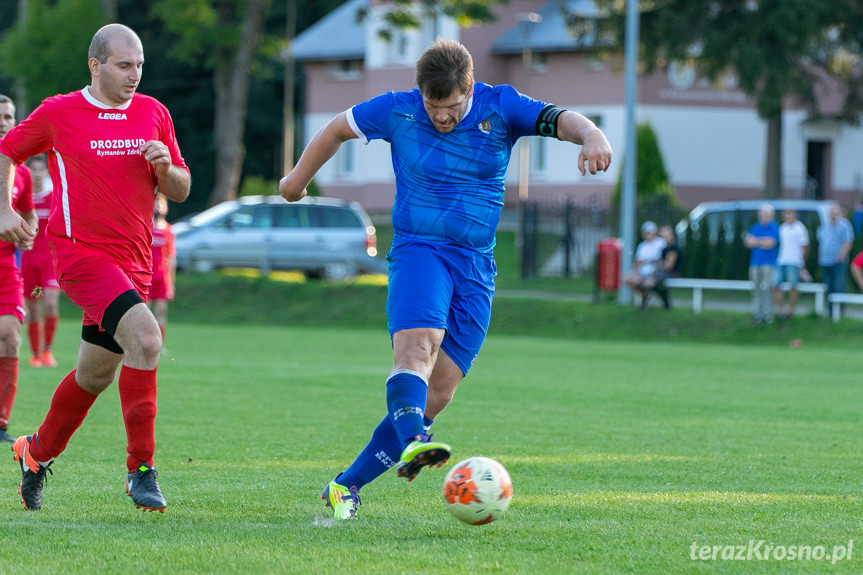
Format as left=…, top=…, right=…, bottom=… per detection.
left=31, top=370, right=99, bottom=461
left=27, top=323, right=40, bottom=355
left=44, top=316, right=58, bottom=349
left=0, top=357, right=18, bottom=428
left=119, top=366, right=158, bottom=472
left=159, top=325, right=166, bottom=346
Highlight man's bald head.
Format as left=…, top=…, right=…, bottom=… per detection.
left=88, top=24, right=142, bottom=64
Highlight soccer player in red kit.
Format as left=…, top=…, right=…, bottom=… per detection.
left=21, top=155, right=61, bottom=368
left=0, top=94, right=37, bottom=444
left=0, top=24, right=191, bottom=512
left=150, top=193, right=175, bottom=350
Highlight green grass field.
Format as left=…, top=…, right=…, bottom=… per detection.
left=1, top=319, right=860, bottom=574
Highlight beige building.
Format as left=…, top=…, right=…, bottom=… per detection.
left=293, top=0, right=863, bottom=214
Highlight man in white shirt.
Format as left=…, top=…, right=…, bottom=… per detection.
left=623, top=221, right=666, bottom=309
left=772, top=209, right=809, bottom=319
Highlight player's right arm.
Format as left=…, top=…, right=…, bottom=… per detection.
left=0, top=153, right=36, bottom=244
left=279, top=112, right=358, bottom=202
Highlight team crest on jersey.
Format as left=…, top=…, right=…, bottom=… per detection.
left=478, top=119, right=492, bottom=134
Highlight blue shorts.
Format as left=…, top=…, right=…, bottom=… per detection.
left=386, top=240, right=496, bottom=376
left=773, top=264, right=800, bottom=286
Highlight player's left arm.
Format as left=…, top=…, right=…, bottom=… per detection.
left=141, top=140, right=191, bottom=203
left=555, top=111, right=613, bottom=176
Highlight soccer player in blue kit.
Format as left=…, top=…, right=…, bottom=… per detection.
left=280, top=39, right=612, bottom=520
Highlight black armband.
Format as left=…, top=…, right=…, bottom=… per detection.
left=536, top=105, right=565, bottom=139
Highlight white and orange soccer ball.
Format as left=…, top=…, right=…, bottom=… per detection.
left=442, top=456, right=513, bottom=525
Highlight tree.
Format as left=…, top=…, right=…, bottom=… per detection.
left=612, top=121, right=672, bottom=201
left=0, top=0, right=104, bottom=113
left=569, top=0, right=863, bottom=198
left=358, top=0, right=504, bottom=40
left=152, top=0, right=274, bottom=207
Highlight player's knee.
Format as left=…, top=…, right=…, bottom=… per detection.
left=409, top=334, right=441, bottom=361
left=135, top=328, right=163, bottom=361
left=76, top=364, right=120, bottom=394
left=0, top=328, right=20, bottom=356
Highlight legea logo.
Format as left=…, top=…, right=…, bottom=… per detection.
left=98, top=112, right=127, bottom=120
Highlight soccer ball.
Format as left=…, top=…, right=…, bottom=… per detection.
left=443, top=456, right=513, bottom=525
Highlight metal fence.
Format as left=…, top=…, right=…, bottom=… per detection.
left=518, top=195, right=686, bottom=279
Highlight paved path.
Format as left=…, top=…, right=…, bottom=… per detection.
left=496, top=289, right=863, bottom=320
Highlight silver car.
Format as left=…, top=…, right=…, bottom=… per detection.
left=173, top=195, right=386, bottom=279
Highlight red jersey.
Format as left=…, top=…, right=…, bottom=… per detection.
left=27, top=179, right=52, bottom=259
left=0, top=87, right=189, bottom=274
left=151, top=221, right=175, bottom=279
left=1, top=164, right=34, bottom=265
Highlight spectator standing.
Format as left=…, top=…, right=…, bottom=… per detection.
left=772, top=210, right=809, bottom=320
left=744, top=204, right=779, bottom=324
left=852, top=197, right=863, bottom=236
left=817, top=202, right=854, bottom=299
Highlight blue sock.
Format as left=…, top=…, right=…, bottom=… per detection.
left=386, top=370, right=428, bottom=448
left=336, top=416, right=401, bottom=491
left=423, top=416, right=434, bottom=433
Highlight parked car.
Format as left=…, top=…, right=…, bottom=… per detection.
left=174, top=195, right=386, bottom=279
left=675, top=199, right=834, bottom=247
left=674, top=199, right=836, bottom=280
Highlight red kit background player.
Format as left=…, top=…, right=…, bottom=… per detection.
left=21, top=155, right=61, bottom=368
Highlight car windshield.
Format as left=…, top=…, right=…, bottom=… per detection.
left=187, top=202, right=240, bottom=227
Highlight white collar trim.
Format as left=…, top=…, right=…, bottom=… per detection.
left=459, top=94, right=474, bottom=125
left=81, top=86, right=133, bottom=110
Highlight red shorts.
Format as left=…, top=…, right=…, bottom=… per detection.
left=52, top=238, right=151, bottom=328
left=149, top=270, right=174, bottom=301
left=0, top=265, right=25, bottom=323
left=21, top=249, right=60, bottom=300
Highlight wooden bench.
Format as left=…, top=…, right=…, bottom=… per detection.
left=827, top=292, right=863, bottom=322
left=663, top=278, right=827, bottom=316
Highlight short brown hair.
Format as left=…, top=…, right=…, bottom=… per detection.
left=415, top=40, right=474, bottom=100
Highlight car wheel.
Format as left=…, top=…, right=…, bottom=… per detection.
left=193, top=259, right=215, bottom=273
left=322, top=262, right=356, bottom=281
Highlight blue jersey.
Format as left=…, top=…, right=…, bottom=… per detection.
left=348, top=83, right=549, bottom=253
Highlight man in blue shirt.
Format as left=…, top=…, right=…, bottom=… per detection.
left=280, top=39, right=612, bottom=520
left=817, top=201, right=854, bottom=299
left=744, top=204, right=779, bottom=324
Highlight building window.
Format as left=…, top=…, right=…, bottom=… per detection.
left=530, top=52, right=547, bottom=73
left=386, top=29, right=410, bottom=64
left=530, top=138, right=547, bottom=177
left=586, top=54, right=606, bottom=72
left=335, top=139, right=355, bottom=179
left=328, top=60, right=363, bottom=80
